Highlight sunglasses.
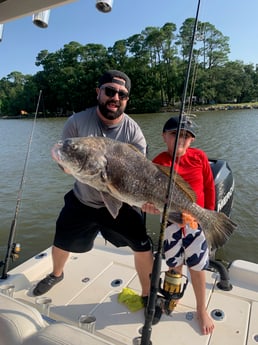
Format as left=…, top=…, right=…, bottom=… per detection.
left=101, top=86, right=129, bottom=100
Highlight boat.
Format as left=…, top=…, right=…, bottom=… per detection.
left=1, top=155, right=257, bottom=345
left=1, top=1, right=258, bottom=345
left=1, top=236, right=258, bottom=345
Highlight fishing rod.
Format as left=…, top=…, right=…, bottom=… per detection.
left=0, top=90, right=42, bottom=280
left=140, top=1, right=201, bottom=344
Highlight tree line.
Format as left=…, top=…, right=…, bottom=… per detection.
left=1, top=18, right=258, bottom=116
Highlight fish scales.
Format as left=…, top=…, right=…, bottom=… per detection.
left=80, top=138, right=193, bottom=211
left=52, top=136, right=237, bottom=250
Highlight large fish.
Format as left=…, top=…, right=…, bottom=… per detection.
left=52, top=136, right=237, bottom=250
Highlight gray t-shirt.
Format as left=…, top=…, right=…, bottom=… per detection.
left=61, top=106, right=147, bottom=208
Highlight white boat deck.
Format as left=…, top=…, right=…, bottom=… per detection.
left=2, top=237, right=258, bottom=345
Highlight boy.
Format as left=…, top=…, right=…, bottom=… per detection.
left=144, top=115, right=215, bottom=334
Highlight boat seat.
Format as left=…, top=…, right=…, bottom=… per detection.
left=22, top=323, right=115, bottom=345
left=0, top=293, right=114, bottom=345
left=0, top=293, right=47, bottom=345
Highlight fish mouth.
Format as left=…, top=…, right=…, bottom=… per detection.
left=51, top=142, right=64, bottom=163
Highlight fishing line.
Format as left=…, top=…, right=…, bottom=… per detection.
left=187, top=20, right=208, bottom=113
left=162, top=0, right=201, bottom=244
left=1, top=90, right=42, bottom=279
left=140, top=1, right=202, bottom=344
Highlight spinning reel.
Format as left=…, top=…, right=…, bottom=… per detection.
left=158, top=269, right=188, bottom=315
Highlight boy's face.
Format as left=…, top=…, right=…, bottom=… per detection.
left=163, top=130, right=195, bottom=157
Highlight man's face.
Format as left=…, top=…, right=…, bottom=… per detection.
left=97, top=77, right=129, bottom=120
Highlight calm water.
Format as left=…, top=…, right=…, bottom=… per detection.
left=0, top=110, right=257, bottom=271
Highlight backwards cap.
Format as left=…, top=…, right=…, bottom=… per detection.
left=98, top=70, right=131, bottom=93
left=163, top=115, right=196, bottom=137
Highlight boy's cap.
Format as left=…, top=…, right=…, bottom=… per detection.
left=163, top=116, right=196, bottom=137
left=98, top=70, right=131, bottom=93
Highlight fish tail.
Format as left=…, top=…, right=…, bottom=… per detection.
left=198, top=209, right=237, bottom=250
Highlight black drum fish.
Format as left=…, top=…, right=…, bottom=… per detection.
left=51, top=136, right=237, bottom=250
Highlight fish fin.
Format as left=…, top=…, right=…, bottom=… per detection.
left=100, top=192, right=123, bottom=219
left=173, top=172, right=196, bottom=203
left=199, top=210, right=237, bottom=250
left=154, top=163, right=171, bottom=176
left=155, top=164, right=196, bottom=203
left=168, top=212, right=184, bottom=224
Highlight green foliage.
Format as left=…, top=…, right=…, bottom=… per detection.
left=1, top=19, right=258, bottom=116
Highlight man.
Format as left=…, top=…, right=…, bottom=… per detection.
left=33, top=70, right=154, bottom=306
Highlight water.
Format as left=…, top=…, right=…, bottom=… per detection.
left=0, top=110, right=257, bottom=271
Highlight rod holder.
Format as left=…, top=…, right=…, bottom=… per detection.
left=32, top=9, right=50, bottom=28
left=96, top=0, right=113, bottom=13
left=0, top=24, right=4, bottom=42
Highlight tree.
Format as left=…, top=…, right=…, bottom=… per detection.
left=200, top=22, right=230, bottom=68
left=216, top=61, right=255, bottom=103
left=1, top=19, right=257, bottom=115
left=178, top=19, right=230, bottom=68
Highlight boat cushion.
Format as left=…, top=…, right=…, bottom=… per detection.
left=0, top=293, right=46, bottom=345
left=22, top=322, right=114, bottom=345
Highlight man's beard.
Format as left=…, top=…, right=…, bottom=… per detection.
left=98, top=100, right=124, bottom=120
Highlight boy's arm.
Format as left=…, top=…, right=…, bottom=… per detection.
left=141, top=203, right=198, bottom=229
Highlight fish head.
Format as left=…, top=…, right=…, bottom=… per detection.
left=51, top=137, right=108, bottom=186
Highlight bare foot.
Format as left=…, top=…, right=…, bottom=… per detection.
left=197, top=309, right=214, bottom=335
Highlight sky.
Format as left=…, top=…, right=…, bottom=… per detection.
left=1, top=0, right=258, bottom=79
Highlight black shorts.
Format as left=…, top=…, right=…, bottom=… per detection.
left=54, top=190, right=152, bottom=253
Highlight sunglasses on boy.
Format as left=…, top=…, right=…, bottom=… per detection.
left=101, top=86, right=129, bottom=100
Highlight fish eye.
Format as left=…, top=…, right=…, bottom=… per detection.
left=70, top=143, right=79, bottom=151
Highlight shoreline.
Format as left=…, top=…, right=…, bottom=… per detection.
left=1, top=102, right=258, bottom=119
left=161, top=102, right=258, bottom=113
